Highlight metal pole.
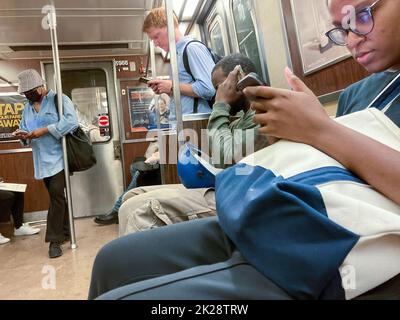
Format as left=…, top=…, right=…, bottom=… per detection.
left=149, top=41, right=166, bottom=184
left=44, top=5, right=77, bottom=249
left=165, top=0, right=184, bottom=146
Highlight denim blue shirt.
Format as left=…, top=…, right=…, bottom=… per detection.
left=171, top=36, right=216, bottom=116
left=19, top=90, right=78, bottom=180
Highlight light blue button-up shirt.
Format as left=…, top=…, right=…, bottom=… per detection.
left=170, top=36, right=216, bottom=116
left=19, top=90, right=78, bottom=180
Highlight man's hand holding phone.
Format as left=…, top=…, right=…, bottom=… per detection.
left=147, top=79, right=173, bottom=95
left=139, top=76, right=152, bottom=84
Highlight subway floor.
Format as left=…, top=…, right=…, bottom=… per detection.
left=0, top=218, right=118, bottom=300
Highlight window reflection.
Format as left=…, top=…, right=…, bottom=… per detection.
left=209, top=18, right=226, bottom=58
left=231, top=0, right=263, bottom=77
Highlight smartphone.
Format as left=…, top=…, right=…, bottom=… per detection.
left=236, top=72, right=267, bottom=91
left=237, top=65, right=246, bottom=81
left=139, top=76, right=152, bottom=84
left=12, top=129, right=28, bottom=136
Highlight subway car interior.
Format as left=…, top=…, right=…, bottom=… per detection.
left=0, top=0, right=400, bottom=301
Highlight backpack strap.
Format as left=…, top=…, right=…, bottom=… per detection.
left=182, top=40, right=207, bottom=80
left=182, top=40, right=211, bottom=114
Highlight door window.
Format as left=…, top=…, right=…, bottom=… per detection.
left=61, top=69, right=111, bottom=143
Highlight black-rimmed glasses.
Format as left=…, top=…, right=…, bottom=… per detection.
left=325, top=0, right=382, bottom=46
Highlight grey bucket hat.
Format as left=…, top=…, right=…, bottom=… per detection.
left=17, top=69, right=45, bottom=94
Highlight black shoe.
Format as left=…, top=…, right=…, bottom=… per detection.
left=49, top=242, right=63, bottom=259
left=94, top=210, right=119, bottom=225
left=61, top=234, right=70, bottom=245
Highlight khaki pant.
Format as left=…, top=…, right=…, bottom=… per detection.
left=118, top=184, right=216, bottom=236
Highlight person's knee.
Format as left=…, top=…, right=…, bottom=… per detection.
left=118, top=202, right=131, bottom=235
left=89, top=243, right=115, bottom=299
left=122, top=187, right=143, bottom=202
left=91, top=232, right=156, bottom=290
left=92, top=238, right=123, bottom=282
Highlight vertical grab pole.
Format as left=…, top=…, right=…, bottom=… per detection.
left=149, top=41, right=160, bottom=129
left=164, top=0, right=184, bottom=147
left=149, top=41, right=166, bottom=184
left=43, top=5, right=77, bottom=249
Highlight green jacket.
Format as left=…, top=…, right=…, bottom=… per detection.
left=207, top=102, right=259, bottom=168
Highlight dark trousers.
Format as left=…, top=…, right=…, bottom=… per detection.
left=43, top=171, right=69, bottom=243
left=88, top=217, right=293, bottom=300
left=0, top=190, right=24, bottom=228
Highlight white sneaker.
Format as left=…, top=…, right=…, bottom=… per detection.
left=14, top=223, right=40, bottom=236
left=0, top=233, right=10, bottom=244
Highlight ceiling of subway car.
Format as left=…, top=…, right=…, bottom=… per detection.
left=0, top=0, right=162, bottom=59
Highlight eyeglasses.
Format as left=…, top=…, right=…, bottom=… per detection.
left=325, top=0, right=382, bottom=46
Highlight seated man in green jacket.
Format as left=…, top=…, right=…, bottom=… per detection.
left=117, top=53, right=268, bottom=236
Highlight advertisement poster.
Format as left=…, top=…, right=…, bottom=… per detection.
left=0, top=94, right=27, bottom=141
left=128, top=88, right=170, bottom=132
left=290, top=0, right=351, bottom=75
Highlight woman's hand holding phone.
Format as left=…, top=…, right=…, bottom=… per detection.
left=12, top=129, right=29, bottom=139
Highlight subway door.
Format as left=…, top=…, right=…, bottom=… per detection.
left=44, top=61, right=124, bottom=218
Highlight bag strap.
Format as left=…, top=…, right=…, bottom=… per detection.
left=183, top=40, right=212, bottom=114
left=368, top=72, right=400, bottom=110
left=182, top=40, right=211, bottom=80
left=54, top=93, right=60, bottom=120
left=53, top=93, right=79, bottom=133
left=367, top=72, right=400, bottom=127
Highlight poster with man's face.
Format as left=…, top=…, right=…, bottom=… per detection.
left=0, top=94, right=27, bottom=141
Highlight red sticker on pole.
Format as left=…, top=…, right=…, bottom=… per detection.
left=98, top=115, right=109, bottom=127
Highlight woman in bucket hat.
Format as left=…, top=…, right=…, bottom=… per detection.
left=13, top=69, right=78, bottom=258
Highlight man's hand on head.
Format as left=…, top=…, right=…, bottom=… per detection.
left=215, top=65, right=244, bottom=107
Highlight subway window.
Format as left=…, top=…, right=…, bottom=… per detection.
left=231, top=0, right=263, bottom=77
left=61, top=69, right=111, bottom=143
left=209, top=16, right=228, bottom=58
